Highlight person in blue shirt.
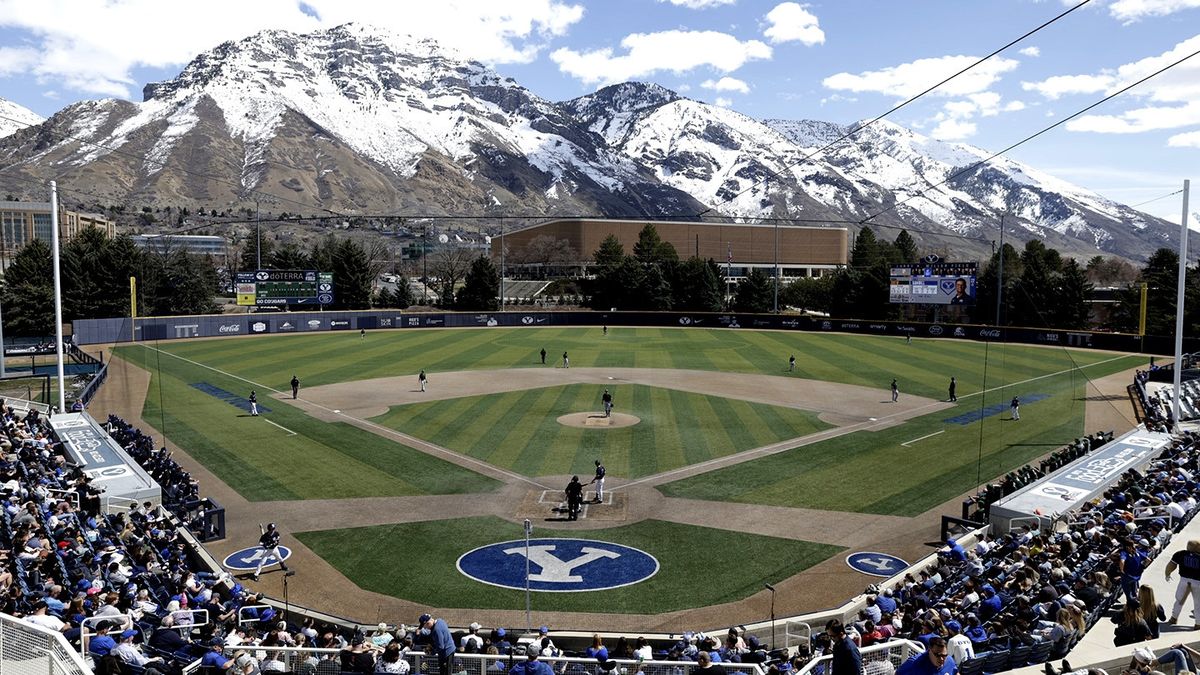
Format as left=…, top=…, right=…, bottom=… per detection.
left=896, top=637, right=957, bottom=675
left=825, top=620, right=861, bottom=675
left=1120, top=538, right=1149, bottom=604
left=979, top=587, right=1003, bottom=621
left=419, top=613, right=457, bottom=675
left=876, top=588, right=898, bottom=614
left=509, top=644, right=555, bottom=675
left=586, top=634, right=609, bottom=661
left=88, top=621, right=118, bottom=659
left=201, top=640, right=234, bottom=670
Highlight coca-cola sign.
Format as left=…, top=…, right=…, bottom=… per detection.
left=979, top=329, right=1001, bottom=338
left=217, top=323, right=241, bottom=334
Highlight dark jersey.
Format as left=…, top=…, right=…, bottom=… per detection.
left=260, top=529, right=281, bottom=549
left=1173, top=550, right=1200, bottom=580
left=594, top=464, right=606, bottom=480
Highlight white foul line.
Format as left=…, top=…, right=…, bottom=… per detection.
left=135, top=344, right=552, bottom=490
left=901, top=430, right=944, bottom=447
left=261, top=418, right=297, bottom=436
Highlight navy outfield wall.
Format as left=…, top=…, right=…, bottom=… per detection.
left=72, top=311, right=1192, bottom=354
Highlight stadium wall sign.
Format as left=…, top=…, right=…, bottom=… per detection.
left=457, top=539, right=659, bottom=592
left=77, top=310, right=1179, bottom=353
left=845, top=552, right=909, bottom=577
left=223, top=546, right=292, bottom=571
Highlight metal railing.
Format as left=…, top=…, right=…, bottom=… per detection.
left=208, top=646, right=766, bottom=675
left=1, top=611, right=94, bottom=675
left=3, top=396, right=52, bottom=415
left=794, top=640, right=925, bottom=675
left=784, top=621, right=812, bottom=649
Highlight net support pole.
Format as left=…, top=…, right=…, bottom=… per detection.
left=50, top=180, right=66, bottom=413
left=1172, top=179, right=1190, bottom=432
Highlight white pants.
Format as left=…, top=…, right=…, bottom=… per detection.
left=420, top=379, right=426, bottom=391
left=255, top=545, right=285, bottom=575
left=250, top=402, right=258, bottom=416
left=1012, top=407, right=1020, bottom=420
left=594, top=478, right=605, bottom=501
left=1173, top=577, right=1200, bottom=626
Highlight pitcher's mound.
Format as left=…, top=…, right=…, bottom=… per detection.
left=557, top=412, right=640, bottom=428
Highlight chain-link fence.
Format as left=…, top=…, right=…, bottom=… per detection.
left=0, top=612, right=94, bottom=675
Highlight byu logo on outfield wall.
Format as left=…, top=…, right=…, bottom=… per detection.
left=457, top=539, right=658, bottom=592
left=223, top=546, right=292, bottom=571
left=846, top=552, right=908, bottom=577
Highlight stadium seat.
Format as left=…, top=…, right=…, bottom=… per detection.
left=1006, top=644, right=1033, bottom=670
left=981, top=649, right=1010, bottom=674
left=1027, top=640, right=1053, bottom=665
left=958, top=656, right=986, bottom=675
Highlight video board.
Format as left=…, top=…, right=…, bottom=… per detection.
left=889, top=260, right=977, bottom=305
left=236, top=270, right=334, bottom=306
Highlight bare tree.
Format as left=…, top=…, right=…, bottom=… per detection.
left=428, top=246, right=477, bottom=307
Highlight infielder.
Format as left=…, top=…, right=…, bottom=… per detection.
left=253, top=522, right=288, bottom=581
left=419, top=370, right=428, bottom=392
left=601, top=389, right=613, bottom=417
left=248, top=390, right=259, bottom=416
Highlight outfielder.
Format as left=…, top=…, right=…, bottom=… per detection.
left=253, top=522, right=289, bottom=581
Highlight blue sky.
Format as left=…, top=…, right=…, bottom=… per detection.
left=0, top=0, right=1197, bottom=222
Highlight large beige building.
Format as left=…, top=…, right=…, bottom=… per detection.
left=494, top=218, right=849, bottom=279
left=0, top=201, right=116, bottom=260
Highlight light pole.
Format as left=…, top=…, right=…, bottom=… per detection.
left=523, top=518, right=532, bottom=633
left=765, top=583, right=776, bottom=650
left=500, top=219, right=506, bottom=309
left=49, top=181, right=66, bottom=413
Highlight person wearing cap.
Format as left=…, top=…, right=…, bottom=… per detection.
left=565, top=476, right=583, bottom=521
left=591, top=460, right=606, bottom=503
left=418, top=613, right=456, bottom=675
left=897, top=636, right=956, bottom=675
left=202, top=639, right=235, bottom=671
left=460, top=622, right=483, bottom=653
left=825, top=620, right=861, bottom=675
left=1165, top=539, right=1200, bottom=628
left=945, top=620, right=973, bottom=665
left=88, top=620, right=119, bottom=659
left=112, top=628, right=169, bottom=675
left=1130, top=644, right=1198, bottom=675
left=509, top=643, right=554, bottom=675
left=253, top=522, right=288, bottom=581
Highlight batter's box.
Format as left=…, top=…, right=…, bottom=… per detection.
left=515, top=490, right=628, bottom=522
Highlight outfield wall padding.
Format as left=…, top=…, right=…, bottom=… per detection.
left=72, top=311, right=1189, bottom=354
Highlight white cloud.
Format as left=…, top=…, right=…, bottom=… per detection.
left=819, top=93, right=856, bottom=105
left=1168, top=130, right=1200, bottom=147
left=823, top=55, right=1019, bottom=98
left=763, top=3, right=824, bottom=46
left=701, top=76, right=750, bottom=93
left=1021, top=73, right=1113, bottom=99
left=714, top=97, right=733, bottom=107
left=1108, top=0, right=1200, bottom=22
left=1003, top=100, right=1026, bottom=112
left=932, top=118, right=976, bottom=140
left=1018, top=46, right=1040, bottom=58
left=0, top=0, right=584, bottom=97
left=1067, top=100, right=1200, bottom=133
left=551, top=30, right=771, bottom=85
left=658, top=0, right=736, bottom=8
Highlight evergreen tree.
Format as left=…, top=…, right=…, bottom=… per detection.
left=1, top=239, right=54, bottom=335
left=674, top=257, right=724, bottom=312
left=732, top=268, right=774, bottom=313
left=1053, top=258, right=1092, bottom=329
left=632, top=224, right=678, bottom=267
left=240, top=234, right=274, bottom=271
left=779, top=275, right=835, bottom=313
left=270, top=242, right=311, bottom=270
left=331, top=238, right=374, bottom=310
left=457, top=255, right=501, bottom=311
left=392, top=274, right=414, bottom=308
left=593, top=234, right=625, bottom=269
left=975, top=243, right=1022, bottom=325
left=893, top=230, right=919, bottom=263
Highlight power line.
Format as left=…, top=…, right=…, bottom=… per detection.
left=696, top=0, right=1093, bottom=217
left=1130, top=189, right=1184, bottom=209
left=861, top=45, right=1200, bottom=225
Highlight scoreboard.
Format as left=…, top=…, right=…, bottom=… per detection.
left=889, top=260, right=977, bottom=305
left=236, top=270, right=334, bottom=306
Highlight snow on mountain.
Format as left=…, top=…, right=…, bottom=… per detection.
left=0, top=25, right=1183, bottom=261
left=0, top=98, right=43, bottom=138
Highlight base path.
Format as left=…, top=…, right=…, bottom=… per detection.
left=295, top=366, right=949, bottom=428
left=89, top=345, right=1142, bottom=632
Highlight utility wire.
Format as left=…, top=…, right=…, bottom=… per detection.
left=696, top=0, right=1094, bottom=217
left=861, top=45, right=1200, bottom=225
left=1130, top=189, right=1184, bottom=209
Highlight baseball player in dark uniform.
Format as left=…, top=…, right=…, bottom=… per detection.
left=290, top=375, right=300, bottom=399
left=590, top=460, right=606, bottom=503
left=565, top=476, right=583, bottom=521
left=253, top=522, right=288, bottom=581
left=248, top=391, right=259, bottom=416
left=601, top=389, right=613, bottom=417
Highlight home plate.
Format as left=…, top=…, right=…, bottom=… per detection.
left=334, top=410, right=341, bottom=414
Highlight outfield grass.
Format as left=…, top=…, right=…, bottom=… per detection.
left=659, top=354, right=1144, bottom=516
left=295, top=517, right=843, bottom=613
left=370, top=384, right=830, bottom=478
left=115, top=328, right=1139, bottom=508
left=113, top=345, right=500, bottom=502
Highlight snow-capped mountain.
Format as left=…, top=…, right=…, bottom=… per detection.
left=0, top=98, right=42, bottom=138
left=0, top=24, right=1184, bottom=262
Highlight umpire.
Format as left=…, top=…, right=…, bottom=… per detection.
left=565, top=476, right=584, bottom=521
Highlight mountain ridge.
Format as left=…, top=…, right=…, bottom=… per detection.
left=0, top=23, right=1187, bottom=262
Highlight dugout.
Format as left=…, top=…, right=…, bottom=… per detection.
left=988, top=427, right=1173, bottom=532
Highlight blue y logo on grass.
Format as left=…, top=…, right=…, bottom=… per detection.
left=457, top=539, right=658, bottom=592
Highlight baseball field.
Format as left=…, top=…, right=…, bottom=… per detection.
left=109, top=326, right=1143, bottom=618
